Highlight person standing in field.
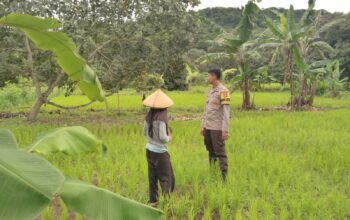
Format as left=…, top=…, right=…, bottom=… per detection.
left=201, top=69, right=230, bottom=180
left=143, top=89, right=175, bottom=207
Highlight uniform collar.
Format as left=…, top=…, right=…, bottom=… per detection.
left=211, top=83, right=222, bottom=92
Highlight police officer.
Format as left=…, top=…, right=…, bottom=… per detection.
left=200, top=69, right=230, bottom=180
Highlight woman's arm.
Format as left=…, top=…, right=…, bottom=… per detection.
left=159, top=121, right=170, bottom=143
left=143, top=121, right=148, bottom=136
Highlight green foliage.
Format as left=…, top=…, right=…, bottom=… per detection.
left=60, top=178, right=162, bottom=220
left=0, top=128, right=18, bottom=149
left=0, top=77, right=37, bottom=110
left=0, top=13, right=105, bottom=102
left=185, top=64, right=206, bottom=86
left=320, top=13, right=350, bottom=80
left=0, top=148, right=65, bottom=220
left=223, top=68, right=238, bottom=82
left=238, top=1, right=260, bottom=42
left=324, top=60, right=348, bottom=97
left=27, top=126, right=103, bottom=156
left=0, top=127, right=162, bottom=220
left=133, top=74, right=165, bottom=92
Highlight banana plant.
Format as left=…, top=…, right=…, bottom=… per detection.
left=0, top=127, right=162, bottom=220
left=262, top=0, right=339, bottom=108
left=324, top=60, right=348, bottom=98
left=197, top=1, right=260, bottom=109
left=185, top=63, right=203, bottom=88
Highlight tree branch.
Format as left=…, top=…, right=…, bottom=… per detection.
left=25, top=36, right=41, bottom=97
left=43, top=70, right=65, bottom=98
left=45, top=100, right=96, bottom=110
left=88, top=38, right=116, bottom=62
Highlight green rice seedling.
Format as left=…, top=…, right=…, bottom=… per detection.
left=1, top=106, right=349, bottom=219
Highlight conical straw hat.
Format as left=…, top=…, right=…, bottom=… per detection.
left=143, top=89, right=174, bottom=109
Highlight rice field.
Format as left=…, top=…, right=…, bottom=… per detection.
left=45, top=88, right=350, bottom=112
left=2, top=109, right=349, bottom=219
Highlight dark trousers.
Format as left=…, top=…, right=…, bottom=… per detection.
left=146, top=149, right=175, bottom=203
left=204, top=129, right=228, bottom=173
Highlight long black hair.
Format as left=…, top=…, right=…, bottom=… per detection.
left=145, top=108, right=168, bottom=138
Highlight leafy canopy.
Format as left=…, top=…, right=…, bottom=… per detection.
left=0, top=14, right=105, bottom=102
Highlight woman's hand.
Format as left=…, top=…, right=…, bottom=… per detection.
left=222, top=131, right=229, bottom=141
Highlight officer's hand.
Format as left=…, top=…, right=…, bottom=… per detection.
left=222, top=131, right=229, bottom=141
left=200, top=128, right=205, bottom=136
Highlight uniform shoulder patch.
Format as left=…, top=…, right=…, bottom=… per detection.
left=220, top=89, right=230, bottom=105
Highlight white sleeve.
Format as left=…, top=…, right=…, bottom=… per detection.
left=159, top=121, right=170, bottom=143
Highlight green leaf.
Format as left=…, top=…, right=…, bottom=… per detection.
left=27, top=126, right=102, bottom=156
left=292, top=46, right=307, bottom=72
left=238, top=2, right=259, bottom=42
left=311, top=41, right=334, bottom=53
left=59, top=178, right=162, bottom=220
left=287, top=5, right=296, bottom=32
left=264, top=16, right=284, bottom=39
left=0, top=129, right=18, bottom=149
left=279, top=14, right=287, bottom=34
left=0, top=149, right=64, bottom=220
left=0, top=14, right=105, bottom=102
left=196, top=53, right=230, bottom=64
left=300, top=0, right=316, bottom=26
left=223, top=68, right=237, bottom=75
left=185, top=63, right=193, bottom=76
left=225, top=39, right=244, bottom=53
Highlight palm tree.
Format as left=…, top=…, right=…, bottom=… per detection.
left=197, top=1, right=261, bottom=109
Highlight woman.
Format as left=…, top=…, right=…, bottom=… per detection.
left=143, top=89, right=175, bottom=207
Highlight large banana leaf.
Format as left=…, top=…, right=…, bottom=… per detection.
left=0, top=128, right=18, bottom=149
left=0, top=149, right=64, bottom=220
left=279, top=13, right=287, bottom=34
left=238, top=1, right=259, bottom=42
left=0, top=14, right=105, bottom=102
left=287, top=5, right=296, bottom=32
left=59, top=178, right=162, bottom=220
left=27, top=126, right=103, bottom=156
left=301, top=0, right=316, bottom=26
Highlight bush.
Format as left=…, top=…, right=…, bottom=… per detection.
left=0, top=77, right=36, bottom=110
left=187, top=73, right=207, bottom=86
left=132, top=74, right=165, bottom=92
left=316, top=81, right=327, bottom=96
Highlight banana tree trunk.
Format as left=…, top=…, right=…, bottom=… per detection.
left=297, top=74, right=307, bottom=108
left=286, top=48, right=296, bottom=108
left=308, top=80, right=317, bottom=106
left=242, top=80, right=252, bottom=109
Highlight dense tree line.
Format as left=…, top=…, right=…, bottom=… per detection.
left=195, top=7, right=350, bottom=81
left=0, top=1, right=349, bottom=94
left=0, top=0, right=200, bottom=91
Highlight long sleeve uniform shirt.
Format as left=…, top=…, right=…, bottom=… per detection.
left=201, top=83, right=231, bottom=132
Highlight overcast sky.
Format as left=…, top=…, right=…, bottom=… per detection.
left=195, top=0, right=350, bottom=13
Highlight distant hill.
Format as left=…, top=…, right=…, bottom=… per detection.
left=196, top=7, right=344, bottom=29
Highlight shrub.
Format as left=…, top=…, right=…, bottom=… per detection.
left=0, top=77, right=36, bottom=110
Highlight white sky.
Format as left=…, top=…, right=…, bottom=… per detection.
left=195, top=0, right=350, bottom=13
